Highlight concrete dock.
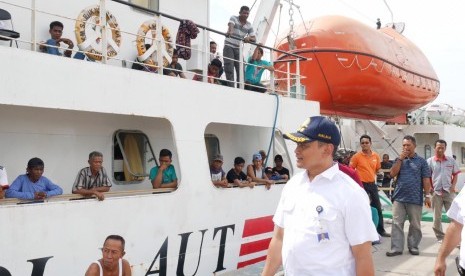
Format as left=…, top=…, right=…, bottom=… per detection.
left=232, top=219, right=460, bottom=275
left=373, top=219, right=458, bottom=276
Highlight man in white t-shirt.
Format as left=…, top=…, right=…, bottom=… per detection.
left=262, top=116, right=378, bottom=276
left=0, top=165, right=8, bottom=199
left=434, top=188, right=465, bottom=275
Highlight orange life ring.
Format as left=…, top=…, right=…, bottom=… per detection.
left=75, top=5, right=121, bottom=61
left=136, top=20, right=173, bottom=69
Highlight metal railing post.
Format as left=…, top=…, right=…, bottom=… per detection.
left=286, top=62, right=291, bottom=97
left=31, top=0, right=36, bottom=51
left=239, top=42, right=244, bottom=89
left=296, top=58, right=301, bottom=98
left=156, top=15, right=163, bottom=75
left=269, top=49, right=275, bottom=93
left=203, top=28, right=209, bottom=83
left=100, top=0, right=108, bottom=64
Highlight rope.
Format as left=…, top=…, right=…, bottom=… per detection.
left=335, top=0, right=378, bottom=24
left=273, top=3, right=283, bottom=47
left=296, top=5, right=310, bottom=35
left=264, top=93, right=280, bottom=166
left=250, top=0, right=259, bottom=11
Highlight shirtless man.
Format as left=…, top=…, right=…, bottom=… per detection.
left=85, top=235, right=131, bottom=276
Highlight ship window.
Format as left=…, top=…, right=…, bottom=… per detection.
left=113, top=130, right=157, bottom=184
left=130, top=0, right=159, bottom=11
left=424, top=145, right=432, bottom=160
left=462, top=147, right=465, bottom=165
left=273, top=129, right=294, bottom=176
left=204, top=123, right=291, bottom=188
left=205, top=134, right=221, bottom=165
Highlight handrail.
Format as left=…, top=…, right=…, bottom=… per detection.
left=110, top=0, right=306, bottom=61
left=0, top=188, right=176, bottom=206
left=0, top=0, right=308, bottom=97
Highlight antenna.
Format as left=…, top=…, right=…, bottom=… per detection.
left=382, top=0, right=394, bottom=25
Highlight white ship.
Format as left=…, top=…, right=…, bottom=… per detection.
left=0, top=0, right=464, bottom=275
left=0, top=0, right=313, bottom=275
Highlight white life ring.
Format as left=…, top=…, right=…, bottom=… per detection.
left=136, top=20, right=174, bottom=69
left=75, top=5, right=121, bottom=61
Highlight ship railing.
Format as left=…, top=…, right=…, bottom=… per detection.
left=0, top=0, right=307, bottom=98
left=0, top=181, right=289, bottom=206
left=109, top=0, right=307, bottom=96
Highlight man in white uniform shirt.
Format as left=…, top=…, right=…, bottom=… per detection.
left=434, top=188, right=465, bottom=275
left=262, top=116, right=378, bottom=276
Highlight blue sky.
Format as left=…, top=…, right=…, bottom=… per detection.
left=210, top=0, right=465, bottom=110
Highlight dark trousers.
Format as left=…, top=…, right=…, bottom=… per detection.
left=363, top=182, right=386, bottom=234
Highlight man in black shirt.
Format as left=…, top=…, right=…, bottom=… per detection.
left=272, top=154, right=289, bottom=180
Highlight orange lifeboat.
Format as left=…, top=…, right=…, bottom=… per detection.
left=274, top=15, right=439, bottom=122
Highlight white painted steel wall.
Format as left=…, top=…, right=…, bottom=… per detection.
left=0, top=42, right=319, bottom=275
left=0, top=0, right=209, bottom=68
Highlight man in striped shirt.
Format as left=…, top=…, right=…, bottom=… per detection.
left=72, top=151, right=111, bottom=200
left=223, top=6, right=256, bottom=87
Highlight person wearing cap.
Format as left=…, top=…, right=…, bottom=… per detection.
left=259, top=150, right=267, bottom=166
left=210, top=154, right=228, bottom=188
left=226, top=157, right=254, bottom=188
left=5, top=157, right=63, bottom=200
left=149, top=149, right=178, bottom=189
left=349, top=135, right=389, bottom=238
left=264, top=167, right=284, bottom=181
left=247, top=152, right=273, bottom=189
left=193, top=58, right=223, bottom=84
left=0, top=165, right=8, bottom=199
left=262, top=116, right=378, bottom=276
left=272, top=154, right=289, bottom=180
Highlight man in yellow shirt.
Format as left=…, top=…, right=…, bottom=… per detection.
left=350, top=135, right=390, bottom=237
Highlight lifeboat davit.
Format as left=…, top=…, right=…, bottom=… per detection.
left=274, top=15, right=439, bottom=122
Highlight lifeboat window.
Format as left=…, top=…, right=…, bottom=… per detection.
left=130, top=0, right=159, bottom=11
left=204, top=134, right=221, bottom=164
left=113, top=130, right=157, bottom=184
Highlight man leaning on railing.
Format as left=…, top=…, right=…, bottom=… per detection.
left=244, top=45, right=274, bottom=93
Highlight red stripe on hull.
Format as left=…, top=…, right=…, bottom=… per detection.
left=239, top=238, right=272, bottom=256
left=242, top=215, right=274, bottom=238
left=237, top=255, right=267, bottom=269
